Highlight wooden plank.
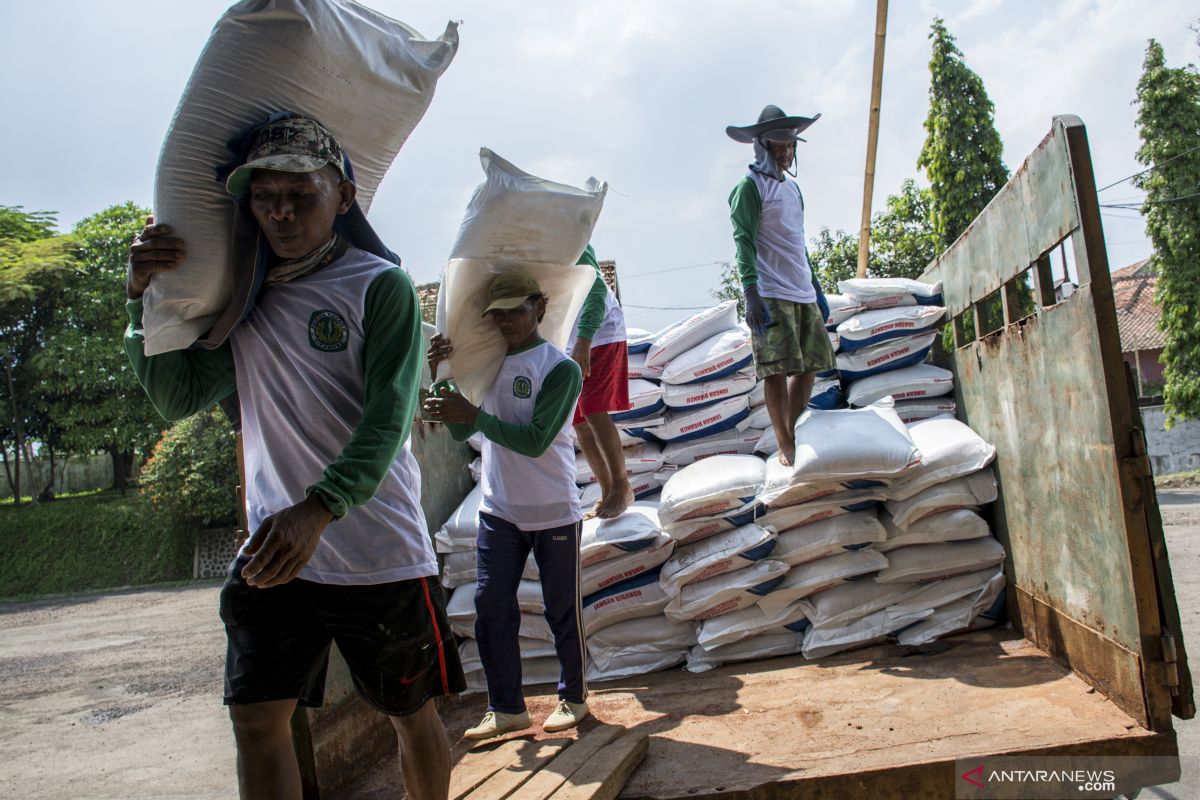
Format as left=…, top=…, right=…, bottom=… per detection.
left=462, top=738, right=573, bottom=800
left=547, top=732, right=648, bottom=800
left=450, top=738, right=536, bottom=800
left=518, top=725, right=627, bottom=800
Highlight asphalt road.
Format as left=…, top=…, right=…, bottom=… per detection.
left=1, top=489, right=1197, bottom=798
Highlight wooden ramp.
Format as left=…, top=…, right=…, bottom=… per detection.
left=449, top=725, right=647, bottom=800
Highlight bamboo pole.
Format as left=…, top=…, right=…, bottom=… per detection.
left=856, top=0, right=889, bottom=278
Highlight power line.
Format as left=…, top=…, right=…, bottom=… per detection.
left=1097, top=144, right=1200, bottom=193
left=620, top=259, right=729, bottom=280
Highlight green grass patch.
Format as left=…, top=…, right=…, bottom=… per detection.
left=0, top=492, right=194, bottom=600
left=1156, top=469, right=1200, bottom=490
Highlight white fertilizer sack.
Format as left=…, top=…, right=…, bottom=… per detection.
left=146, top=1, right=458, bottom=354
left=640, top=395, right=752, bottom=443
left=587, top=616, right=696, bottom=682
left=696, top=599, right=809, bottom=650
left=797, top=580, right=921, bottom=632
left=874, top=537, right=1006, bottom=584
left=756, top=494, right=883, bottom=531
left=626, top=351, right=664, bottom=380
left=661, top=428, right=762, bottom=467
left=665, top=559, right=790, bottom=622
left=801, top=606, right=933, bottom=660
left=581, top=568, right=670, bottom=636
left=435, top=149, right=605, bottom=403
left=772, top=512, right=887, bottom=566
left=575, top=441, right=664, bottom=485
left=644, top=301, right=740, bottom=370
left=836, top=306, right=946, bottom=352
left=877, top=508, right=990, bottom=552
left=895, top=570, right=1006, bottom=646
left=661, top=514, right=741, bottom=546
left=579, top=533, right=674, bottom=598
left=434, top=485, right=483, bottom=552
left=846, top=364, right=954, bottom=408
left=658, top=454, right=766, bottom=526
left=888, top=567, right=1003, bottom=616
left=626, top=328, right=656, bottom=354
left=825, top=294, right=866, bottom=327
left=836, top=277, right=943, bottom=307
left=885, top=467, right=997, bottom=528
left=612, top=379, right=666, bottom=422
left=895, top=398, right=958, bottom=424
left=662, top=371, right=756, bottom=409
left=686, top=631, right=804, bottom=673
left=440, top=550, right=477, bottom=588
left=835, top=332, right=939, bottom=382
left=756, top=549, right=889, bottom=615
left=887, top=418, right=997, bottom=501
left=660, top=329, right=753, bottom=386
left=446, top=583, right=476, bottom=639
left=758, top=457, right=890, bottom=509
left=791, top=405, right=922, bottom=484
left=659, top=523, right=777, bottom=596
left=580, top=502, right=665, bottom=568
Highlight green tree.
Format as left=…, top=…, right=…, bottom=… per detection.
left=807, top=228, right=861, bottom=293
left=711, top=261, right=746, bottom=320
left=35, top=202, right=164, bottom=491
left=917, top=18, right=1009, bottom=251
left=1135, top=40, right=1200, bottom=422
left=0, top=207, right=75, bottom=503
left=870, top=180, right=939, bottom=280
left=139, top=407, right=238, bottom=529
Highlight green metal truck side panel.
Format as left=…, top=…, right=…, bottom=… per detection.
left=922, top=116, right=1192, bottom=729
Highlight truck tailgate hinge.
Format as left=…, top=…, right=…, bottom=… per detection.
left=1162, top=630, right=1181, bottom=695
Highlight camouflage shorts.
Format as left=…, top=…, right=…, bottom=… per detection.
left=751, top=297, right=836, bottom=379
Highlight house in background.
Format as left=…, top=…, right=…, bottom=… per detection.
left=1111, top=258, right=1164, bottom=399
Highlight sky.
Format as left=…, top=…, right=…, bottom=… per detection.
left=1, top=0, right=1197, bottom=332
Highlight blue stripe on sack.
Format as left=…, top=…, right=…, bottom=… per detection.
left=980, top=585, right=1007, bottom=622
left=666, top=406, right=752, bottom=443
left=739, top=539, right=778, bottom=561
left=611, top=398, right=665, bottom=422
left=722, top=500, right=762, bottom=528
left=633, top=484, right=661, bottom=500
left=784, top=617, right=811, bottom=632
left=627, top=341, right=652, bottom=354
left=748, top=574, right=787, bottom=596
left=807, top=385, right=846, bottom=410
left=581, top=565, right=663, bottom=606
left=815, top=368, right=838, bottom=379
left=841, top=499, right=880, bottom=513
left=916, top=293, right=943, bottom=306
left=845, top=571, right=880, bottom=582
left=614, top=537, right=658, bottom=553
left=838, top=323, right=939, bottom=352
left=621, top=427, right=661, bottom=442
left=672, top=354, right=754, bottom=385
left=838, top=345, right=933, bottom=382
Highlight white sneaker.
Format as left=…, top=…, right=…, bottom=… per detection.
left=463, top=709, right=531, bottom=740
left=542, top=699, right=589, bottom=733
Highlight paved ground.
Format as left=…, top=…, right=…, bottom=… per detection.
left=1, top=489, right=1197, bottom=798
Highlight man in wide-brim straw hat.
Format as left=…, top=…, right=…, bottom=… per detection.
left=726, top=104, right=835, bottom=466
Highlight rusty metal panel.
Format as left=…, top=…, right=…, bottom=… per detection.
left=925, top=123, right=1076, bottom=319
left=921, top=116, right=1192, bottom=730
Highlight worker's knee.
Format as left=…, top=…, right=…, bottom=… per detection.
left=228, top=700, right=295, bottom=745
left=389, top=700, right=441, bottom=742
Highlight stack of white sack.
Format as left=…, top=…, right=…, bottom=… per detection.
left=577, top=502, right=697, bottom=682
left=831, top=278, right=951, bottom=422
left=789, top=415, right=1006, bottom=660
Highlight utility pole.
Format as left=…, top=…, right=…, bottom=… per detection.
left=856, top=0, right=888, bottom=278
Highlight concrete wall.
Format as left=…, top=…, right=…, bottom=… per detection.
left=0, top=454, right=113, bottom=500
left=1142, top=405, right=1200, bottom=476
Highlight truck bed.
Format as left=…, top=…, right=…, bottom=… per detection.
left=415, top=630, right=1174, bottom=799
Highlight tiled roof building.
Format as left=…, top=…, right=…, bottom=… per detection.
left=1110, top=259, right=1164, bottom=396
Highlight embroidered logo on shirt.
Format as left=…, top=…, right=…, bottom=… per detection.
left=308, top=310, right=349, bottom=352
left=512, top=375, right=532, bottom=399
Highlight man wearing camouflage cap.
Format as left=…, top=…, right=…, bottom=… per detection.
left=125, top=114, right=464, bottom=800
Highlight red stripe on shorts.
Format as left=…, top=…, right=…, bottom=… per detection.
left=419, top=577, right=450, bottom=694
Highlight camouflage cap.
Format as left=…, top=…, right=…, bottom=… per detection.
left=482, top=270, right=543, bottom=316
left=224, top=117, right=349, bottom=196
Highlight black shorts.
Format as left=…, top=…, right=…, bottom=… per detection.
left=219, top=556, right=466, bottom=716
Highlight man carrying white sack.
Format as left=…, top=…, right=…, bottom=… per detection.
left=727, top=104, right=835, bottom=466
left=424, top=271, right=590, bottom=739
left=570, top=243, right=634, bottom=519
left=124, top=115, right=464, bottom=800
